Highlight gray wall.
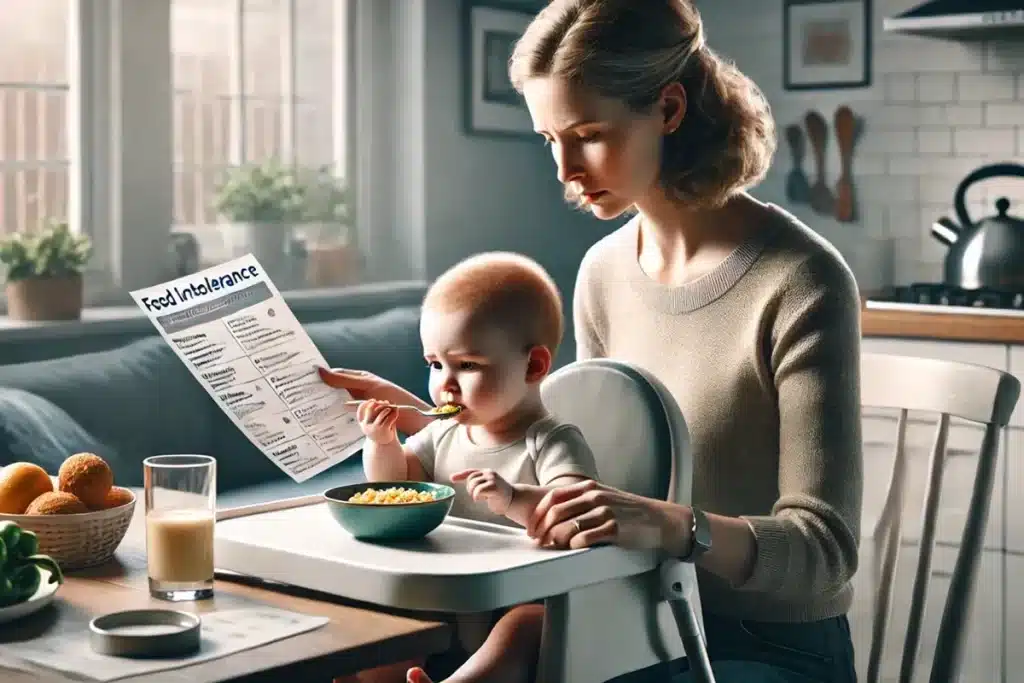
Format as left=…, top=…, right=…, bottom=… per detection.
left=695, top=0, right=1024, bottom=292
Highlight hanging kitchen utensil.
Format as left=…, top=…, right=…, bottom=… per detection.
left=784, top=124, right=811, bottom=204
left=833, top=105, right=858, bottom=223
left=804, top=110, right=835, bottom=216
left=929, top=162, right=1024, bottom=290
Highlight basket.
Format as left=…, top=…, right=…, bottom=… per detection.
left=0, top=491, right=136, bottom=571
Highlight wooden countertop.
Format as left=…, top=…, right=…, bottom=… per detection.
left=861, top=305, right=1024, bottom=344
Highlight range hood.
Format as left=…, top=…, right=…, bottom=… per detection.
left=883, top=0, right=1024, bottom=39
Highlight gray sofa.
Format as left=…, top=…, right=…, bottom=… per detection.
left=0, top=299, right=431, bottom=508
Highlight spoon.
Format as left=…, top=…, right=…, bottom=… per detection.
left=344, top=400, right=463, bottom=419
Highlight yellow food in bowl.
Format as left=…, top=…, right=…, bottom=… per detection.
left=348, top=487, right=438, bottom=504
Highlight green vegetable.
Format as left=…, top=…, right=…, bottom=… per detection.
left=0, top=521, right=63, bottom=608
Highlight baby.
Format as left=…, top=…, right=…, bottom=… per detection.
left=353, top=252, right=600, bottom=683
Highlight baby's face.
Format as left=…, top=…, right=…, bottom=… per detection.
left=420, top=308, right=533, bottom=426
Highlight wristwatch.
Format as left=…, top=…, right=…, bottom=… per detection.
left=681, top=506, right=712, bottom=562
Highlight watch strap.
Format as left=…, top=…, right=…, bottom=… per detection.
left=681, top=506, right=712, bottom=562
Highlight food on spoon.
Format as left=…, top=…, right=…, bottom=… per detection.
left=0, top=463, right=54, bottom=514
left=58, top=452, right=114, bottom=510
left=348, top=487, right=439, bottom=504
left=0, top=520, right=64, bottom=607
left=102, top=486, right=134, bottom=509
left=430, top=403, right=462, bottom=416
left=25, top=491, right=89, bottom=515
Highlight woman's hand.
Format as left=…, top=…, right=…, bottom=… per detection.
left=526, top=479, right=692, bottom=556
left=317, top=366, right=433, bottom=436
left=317, top=367, right=392, bottom=401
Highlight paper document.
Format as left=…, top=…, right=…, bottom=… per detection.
left=130, top=254, right=363, bottom=482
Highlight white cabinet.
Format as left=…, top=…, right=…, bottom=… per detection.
left=1007, top=346, right=1024, bottom=427
left=1006, top=429, right=1024, bottom=553
left=848, top=544, right=1003, bottom=683
left=1005, top=555, right=1024, bottom=679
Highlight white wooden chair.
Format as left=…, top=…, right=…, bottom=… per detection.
left=858, top=352, right=1020, bottom=683
left=537, top=358, right=715, bottom=683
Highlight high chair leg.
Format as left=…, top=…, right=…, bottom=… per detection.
left=661, top=558, right=716, bottom=683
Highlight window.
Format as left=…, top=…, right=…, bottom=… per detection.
left=171, top=0, right=353, bottom=288
left=0, top=0, right=355, bottom=315
left=0, top=0, right=71, bottom=236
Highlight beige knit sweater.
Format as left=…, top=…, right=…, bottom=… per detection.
left=573, top=204, right=863, bottom=622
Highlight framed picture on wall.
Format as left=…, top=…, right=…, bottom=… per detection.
left=784, top=0, right=871, bottom=90
left=463, top=2, right=536, bottom=138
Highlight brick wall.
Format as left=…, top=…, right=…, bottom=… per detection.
left=696, top=0, right=1024, bottom=292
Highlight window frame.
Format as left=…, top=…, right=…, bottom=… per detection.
left=0, top=0, right=358, bottom=315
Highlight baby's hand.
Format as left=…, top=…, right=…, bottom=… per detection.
left=356, top=399, right=399, bottom=444
left=451, top=468, right=515, bottom=516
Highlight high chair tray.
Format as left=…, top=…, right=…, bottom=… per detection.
left=213, top=501, right=659, bottom=613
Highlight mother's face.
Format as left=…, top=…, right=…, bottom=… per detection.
left=522, top=76, right=666, bottom=220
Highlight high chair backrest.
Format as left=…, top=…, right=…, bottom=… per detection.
left=538, top=358, right=700, bottom=682
left=541, top=358, right=692, bottom=506
left=858, top=352, right=1020, bottom=683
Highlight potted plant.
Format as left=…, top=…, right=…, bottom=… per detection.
left=296, top=166, right=360, bottom=287
left=0, top=219, right=92, bottom=321
left=213, top=159, right=306, bottom=274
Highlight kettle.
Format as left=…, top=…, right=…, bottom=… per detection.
left=931, top=162, right=1024, bottom=291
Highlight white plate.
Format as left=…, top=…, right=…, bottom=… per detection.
left=0, top=568, right=60, bottom=625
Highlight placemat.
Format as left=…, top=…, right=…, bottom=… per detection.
left=0, top=603, right=327, bottom=682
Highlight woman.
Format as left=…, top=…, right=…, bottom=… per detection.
left=320, top=1, right=863, bottom=681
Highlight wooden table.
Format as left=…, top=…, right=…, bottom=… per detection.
left=0, top=492, right=452, bottom=682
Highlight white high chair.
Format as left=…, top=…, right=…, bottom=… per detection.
left=212, top=358, right=715, bottom=683
left=537, top=358, right=715, bottom=683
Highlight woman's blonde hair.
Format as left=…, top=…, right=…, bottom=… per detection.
left=510, top=0, right=776, bottom=209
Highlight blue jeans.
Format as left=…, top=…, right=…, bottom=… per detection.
left=670, top=612, right=858, bottom=683
left=610, top=612, right=858, bottom=682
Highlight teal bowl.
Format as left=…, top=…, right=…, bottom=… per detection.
left=323, top=481, right=456, bottom=540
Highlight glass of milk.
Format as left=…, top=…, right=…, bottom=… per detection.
left=143, top=455, right=217, bottom=601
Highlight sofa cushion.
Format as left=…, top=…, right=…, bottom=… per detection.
left=0, top=388, right=140, bottom=485
left=207, top=305, right=425, bottom=491
left=0, top=336, right=215, bottom=465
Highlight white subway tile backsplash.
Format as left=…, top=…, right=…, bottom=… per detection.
left=957, top=73, right=1016, bottom=102
left=858, top=130, right=915, bottom=155
left=954, top=129, right=1017, bottom=157
left=697, top=0, right=1024, bottom=287
left=985, top=103, right=1024, bottom=127
left=917, top=105, right=983, bottom=127
left=917, top=130, right=952, bottom=156
left=853, top=156, right=887, bottom=175
left=917, top=74, right=956, bottom=102
left=885, top=74, right=916, bottom=103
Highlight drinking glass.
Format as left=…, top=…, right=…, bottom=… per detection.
left=143, top=454, right=216, bottom=601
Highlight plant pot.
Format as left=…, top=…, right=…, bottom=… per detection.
left=218, top=221, right=292, bottom=281
left=305, top=244, right=361, bottom=288
left=5, top=275, right=84, bottom=321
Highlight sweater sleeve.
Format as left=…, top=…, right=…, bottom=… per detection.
left=736, top=251, right=864, bottom=599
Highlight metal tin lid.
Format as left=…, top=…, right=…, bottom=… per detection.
left=89, top=609, right=201, bottom=658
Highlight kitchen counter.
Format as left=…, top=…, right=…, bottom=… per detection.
left=861, top=305, right=1024, bottom=344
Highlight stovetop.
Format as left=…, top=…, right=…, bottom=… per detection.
left=865, top=284, right=1024, bottom=317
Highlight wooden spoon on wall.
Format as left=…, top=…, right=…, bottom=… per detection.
left=784, top=124, right=811, bottom=204
left=833, top=105, right=858, bottom=223
left=804, top=110, right=835, bottom=216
